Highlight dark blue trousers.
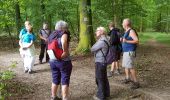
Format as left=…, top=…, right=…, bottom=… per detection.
left=95, top=62, right=110, bottom=100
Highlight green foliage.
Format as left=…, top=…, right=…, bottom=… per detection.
left=139, top=32, right=170, bottom=46
left=0, top=62, right=16, bottom=100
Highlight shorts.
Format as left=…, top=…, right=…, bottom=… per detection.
left=49, top=60, right=72, bottom=85
left=122, top=51, right=136, bottom=69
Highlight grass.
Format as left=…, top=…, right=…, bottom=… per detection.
left=139, top=32, right=170, bottom=46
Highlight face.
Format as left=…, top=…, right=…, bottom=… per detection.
left=95, top=29, right=103, bottom=38
left=25, top=21, right=30, bottom=27
left=43, top=24, right=48, bottom=29
left=26, top=26, right=32, bottom=33
left=122, top=20, right=126, bottom=29
left=108, top=25, right=112, bottom=30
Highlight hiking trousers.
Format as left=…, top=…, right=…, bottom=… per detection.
left=95, top=62, right=110, bottom=100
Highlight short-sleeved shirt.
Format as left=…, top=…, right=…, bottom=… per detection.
left=22, top=32, right=36, bottom=43
left=19, top=28, right=27, bottom=39
left=39, top=29, right=51, bottom=44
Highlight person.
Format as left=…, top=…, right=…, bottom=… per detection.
left=48, top=20, right=72, bottom=100
left=91, top=27, right=110, bottom=100
left=19, top=21, right=31, bottom=39
left=19, top=21, right=31, bottom=58
left=39, top=22, right=51, bottom=64
left=19, top=25, right=36, bottom=74
left=122, top=18, right=140, bottom=89
left=107, top=22, right=122, bottom=77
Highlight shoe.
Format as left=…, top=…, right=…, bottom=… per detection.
left=107, top=71, right=113, bottom=77
left=39, top=60, right=42, bottom=64
left=131, top=82, right=140, bottom=89
left=51, top=96, right=62, bottom=100
left=46, top=59, right=49, bottom=63
left=122, top=78, right=131, bottom=84
left=28, top=70, right=33, bottom=74
left=114, top=70, right=121, bottom=75
left=93, top=95, right=101, bottom=100
left=24, top=69, right=28, bottom=73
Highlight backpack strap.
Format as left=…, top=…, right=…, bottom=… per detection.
left=100, top=40, right=109, bottom=63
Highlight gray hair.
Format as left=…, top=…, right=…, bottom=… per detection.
left=123, top=18, right=132, bottom=26
left=96, top=26, right=106, bottom=35
left=55, top=20, right=68, bottom=31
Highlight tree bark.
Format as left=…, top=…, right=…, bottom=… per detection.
left=76, top=0, right=95, bottom=53
left=15, top=2, right=21, bottom=37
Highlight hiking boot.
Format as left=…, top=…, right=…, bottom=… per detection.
left=122, top=78, right=131, bottom=84
left=114, top=69, right=121, bottom=75
left=93, top=95, right=101, bottom=100
left=24, top=69, right=28, bottom=73
left=51, top=96, right=62, bottom=100
left=107, top=71, right=113, bottom=77
left=39, top=60, right=42, bottom=64
left=131, top=82, right=140, bottom=89
left=28, top=70, right=33, bottom=74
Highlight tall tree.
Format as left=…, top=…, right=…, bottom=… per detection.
left=76, top=0, right=95, bottom=53
left=15, top=2, right=21, bottom=36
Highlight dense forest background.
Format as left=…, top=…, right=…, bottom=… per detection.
left=0, top=0, right=170, bottom=50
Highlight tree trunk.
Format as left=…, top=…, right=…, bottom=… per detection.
left=15, top=2, right=21, bottom=37
left=112, top=0, right=119, bottom=27
left=76, top=0, right=95, bottom=53
left=140, top=18, right=143, bottom=32
left=6, top=24, right=15, bottom=48
left=41, top=0, right=45, bottom=22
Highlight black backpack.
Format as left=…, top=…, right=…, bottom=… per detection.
left=109, top=28, right=122, bottom=52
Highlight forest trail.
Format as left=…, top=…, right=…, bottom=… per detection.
left=0, top=40, right=170, bottom=100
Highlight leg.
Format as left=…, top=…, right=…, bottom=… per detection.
left=28, top=56, right=35, bottom=71
left=23, top=55, right=29, bottom=72
left=130, top=68, right=137, bottom=82
left=45, top=44, right=49, bottom=62
left=111, top=62, right=115, bottom=72
left=105, top=74, right=110, bottom=97
left=39, top=44, right=46, bottom=63
left=51, top=83, right=59, bottom=97
left=62, top=85, right=69, bottom=100
left=60, top=61, right=72, bottom=100
left=49, top=61, right=61, bottom=97
left=130, top=68, right=140, bottom=89
left=125, top=68, right=130, bottom=79
left=96, top=63, right=109, bottom=100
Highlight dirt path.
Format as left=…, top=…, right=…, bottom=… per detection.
left=0, top=40, right=170, bottom=100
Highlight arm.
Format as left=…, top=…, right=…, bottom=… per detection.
left=91, top=40, right=105, bottom=53
left=39, top=30, right=47, bottom=41
left=123, top=30, right=139, bottom=44
left=61, top=34, right=69, bottom=59
left=19, top=39, right=22, bottom=48
left=26, top=40, right=34, bottom=48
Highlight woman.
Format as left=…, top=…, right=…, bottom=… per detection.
left=48, top=20, right=72, bottom=100
left=19, top=25, right=36, bottom=74
left=91, top=27, right=110, bottom=100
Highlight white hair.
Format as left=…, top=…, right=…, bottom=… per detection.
left=96, top=26, right=106, bottom=35
left=55, top=20, right=68, bottom=31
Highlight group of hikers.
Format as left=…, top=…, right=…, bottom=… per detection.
left=18, top=18, right=139, bottom=100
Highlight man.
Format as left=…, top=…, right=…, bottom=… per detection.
left=107, top=22, right=122, bottom=77
left=39, top=22, right=51, bottom=64
left=122, top=18, right=140, bottom=89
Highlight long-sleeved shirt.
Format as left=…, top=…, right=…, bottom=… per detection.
left=91, top=35, right=109, bottom=63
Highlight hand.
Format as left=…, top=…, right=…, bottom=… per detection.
left=61, top=52, right=68, bottom=59
left=22, top=47, right=28, bottom=50
left=123, top=38, right=127, bottom=43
